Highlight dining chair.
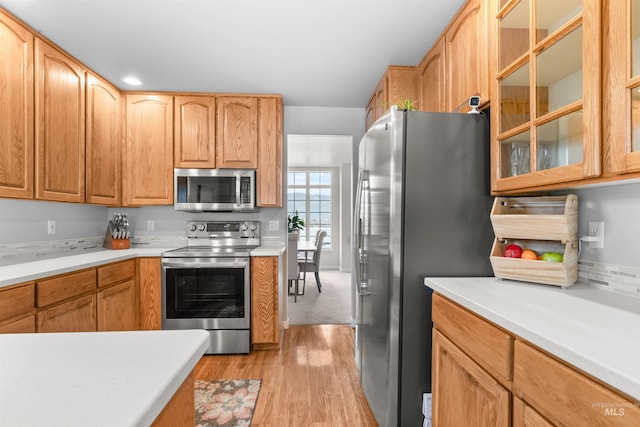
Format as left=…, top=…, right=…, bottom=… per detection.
left=287, top=233, right=302, bottom=302
left=298, top=229, right=327, bottom=293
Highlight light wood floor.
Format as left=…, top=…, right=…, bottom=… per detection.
left=194, top=325, right=378, bottom=426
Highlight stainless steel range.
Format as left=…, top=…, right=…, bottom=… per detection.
left=161, top=220, right=260, bottom=354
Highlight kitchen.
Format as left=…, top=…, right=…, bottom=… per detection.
left=1, top=0, right=640, bottom=426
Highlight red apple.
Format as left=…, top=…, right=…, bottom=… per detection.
left=504, top=244, right=523, bottom=258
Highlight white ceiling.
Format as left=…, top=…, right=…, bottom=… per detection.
left=0, top=0, right=466, bottom=108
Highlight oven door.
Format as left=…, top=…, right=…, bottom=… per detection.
left=161, top=256, right=250, bottom=330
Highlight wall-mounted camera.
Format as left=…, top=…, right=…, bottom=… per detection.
left=468, top=96, right=481, bottom=114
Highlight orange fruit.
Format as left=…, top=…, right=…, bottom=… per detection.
left=521, top=249, right=538, bottom=260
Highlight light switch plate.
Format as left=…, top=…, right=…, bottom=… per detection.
left=268, top=220, right=279, bottom=231
left=47, top=220, right=56, bottom=235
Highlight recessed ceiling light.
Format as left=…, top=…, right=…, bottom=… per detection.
left=122, top=76, right=142, bottom=86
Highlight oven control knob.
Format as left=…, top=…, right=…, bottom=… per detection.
left=189, top=224, right=197, bottom=232
left=241, top=223, right=248, bottom=231
left=249, top=223, right=257, bottom=231
left=198, top=224, right=206, bottom=231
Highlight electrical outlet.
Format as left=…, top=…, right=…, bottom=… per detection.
left=588, top=221, right=604, bottom=248
left=147, top=220, right=155, bottom=231
left=268, top=220, right=279, bottom=231
left=47, top=220, right=56, bottom=235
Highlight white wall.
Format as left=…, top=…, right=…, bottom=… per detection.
left=557, top=181, right=640, bottom=268
left=0, top=199, right=107, bottom=244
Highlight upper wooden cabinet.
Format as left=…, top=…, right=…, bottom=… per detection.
left=86, top=73, right=122, bottom=205
left=124, top=94, right=174, bottom=205
left=604, top=0, right=640, bottom=175
left=257, top=97, right=283, bottom=207
left=445, top=0, right=490, bottom=111
left=418, top=38, right=446, bottom=112
left=491, top=0, right=602, bottom=193
left=174, top=95, right=216, bottom=168
left=216, top=96, right=258, bottom=168
left=35, top=38, right=86, bottom=203
left=365, top=66, right=418, bottom=129
left=0, top=11, right=33, bottom=200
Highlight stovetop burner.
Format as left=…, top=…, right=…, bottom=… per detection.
left=162, top=246, right=253, bottom=258
left=162, top=220, right=260, bottom=258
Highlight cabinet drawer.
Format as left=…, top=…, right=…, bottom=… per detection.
left=432, top=293, right=513, bottom=385
left=97, top=259, right=135, bottom=288
left=0, top=282, right=35, bottom=322
left=36, top=269, right=96, bottom=307
left=514, top=340, right=640, bottom=426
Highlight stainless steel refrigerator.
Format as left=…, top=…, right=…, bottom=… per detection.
left=353, top=106, right=494, bottom=426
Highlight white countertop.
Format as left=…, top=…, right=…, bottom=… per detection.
left=0, top=242, right=286, bottom=289
left=424, top=277, right=640, bottom=400
left=0, top=329, right=209, bottom=427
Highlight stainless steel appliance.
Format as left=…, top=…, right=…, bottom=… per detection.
left=353, top=106, right=494, bottom=426
left=162, top=220, right=260, bottom=354
left=174, top=168, right=256, bottom=212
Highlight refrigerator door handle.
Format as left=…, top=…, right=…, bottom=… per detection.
left=353, top=169, right=370, bottom=296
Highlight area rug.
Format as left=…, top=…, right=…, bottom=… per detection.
left=195, top=379, right=261, bottom=427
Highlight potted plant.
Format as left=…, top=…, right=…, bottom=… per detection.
left=287, top=211, right=305, bottom=233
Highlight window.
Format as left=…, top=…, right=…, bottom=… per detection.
left=287, top=170, right=332, bottom=248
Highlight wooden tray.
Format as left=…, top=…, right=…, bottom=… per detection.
left=490, top=195, right=578, bottom=242
left=490, top=238, right=577, bottom=287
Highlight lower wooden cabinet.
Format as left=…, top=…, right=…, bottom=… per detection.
left=513, top=397, right=554, bottom=427
left=0, top=315, right=36, bottom=333
left=37, top=294, right=97, bottom=333
left=0, top=259, right=142, bottom=334
left=514, top=340, right=640, bottom=426
left=98, top=280, right=137, bottom=331
left=432, top=293, right=640, bottom=426
left=251, top=256, right=279, bottom=348
left=151, top=372, right=195, bottom=426
left=0, top=282, right=35, bottom=333
left=36, top=269, right=98, bottom=333
left=138, top=257, right=162, bottom=330
left=432, top=329, right=510, bottom=427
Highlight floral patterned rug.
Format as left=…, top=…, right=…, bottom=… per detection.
left=195, top=379, right=261, bottom=427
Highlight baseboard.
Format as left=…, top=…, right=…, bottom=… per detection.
left=283, top=318, right=290, bottom=329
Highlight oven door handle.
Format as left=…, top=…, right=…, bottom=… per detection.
left=162, top=258, right=250, bottom=268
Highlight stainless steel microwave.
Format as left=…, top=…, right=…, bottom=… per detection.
left=174, top=169, right=257, bottom=212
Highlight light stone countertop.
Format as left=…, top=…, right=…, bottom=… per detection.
left=0, top=241, right=286, bottom=289
left=0, top=329, right=209, bottom=427
left=424, top=277, right=640, bottom=401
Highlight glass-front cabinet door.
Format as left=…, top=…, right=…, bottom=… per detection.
left=492, top=0, right=601, bottom=192
left=606, top=0, right=640, bottom=173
